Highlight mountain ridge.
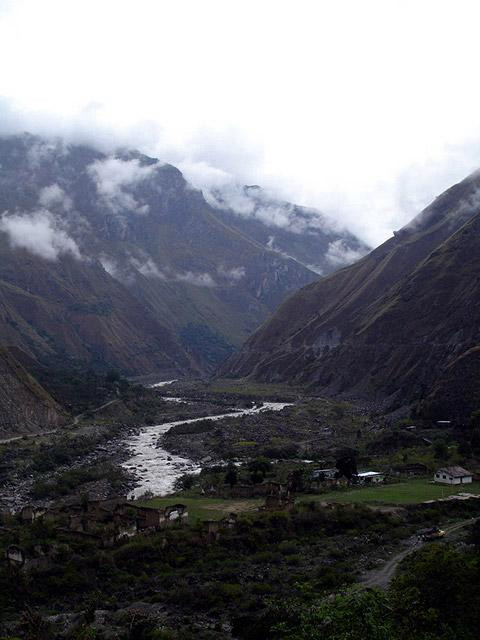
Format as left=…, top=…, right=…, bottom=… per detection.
left=0, top=133, right=366, bottom=376
left=222, top=171, right=480, bottom=418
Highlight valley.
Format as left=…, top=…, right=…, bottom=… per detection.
left=0, top=134, right=479, bottom=640
left=1, top=369, right=480, bottom=639
left=0, top=133, right=366, bottom=387
left=3, top=4, right=480, bottom=638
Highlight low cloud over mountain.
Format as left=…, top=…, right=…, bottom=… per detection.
left=0, top=132, right=365, bottom=376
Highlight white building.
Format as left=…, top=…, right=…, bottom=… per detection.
left=356, top=471, right=385, bottom=484
left=312, top=468, right=337, bottom=481
left=434, top=466, right=473, bottom=485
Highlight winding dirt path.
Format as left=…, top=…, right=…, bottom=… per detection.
left=69, top=398, right=120, bottom=426
left=0, top=398, right=121, bottom=444
left=361, top=517, right=477, bottom=589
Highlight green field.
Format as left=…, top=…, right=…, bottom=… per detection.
left=139, top=496, right=262, bottom=522
left=305, top=479, right=480, bottom=505
left=138, top=480, right=480, bottom=523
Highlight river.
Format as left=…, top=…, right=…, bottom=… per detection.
left=122, top=399, right=290, bottom=498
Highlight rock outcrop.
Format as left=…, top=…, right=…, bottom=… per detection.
left=0, top=347, right=66, bottom=437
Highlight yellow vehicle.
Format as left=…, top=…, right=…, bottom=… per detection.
left=419, top=527, right=446, bottom=541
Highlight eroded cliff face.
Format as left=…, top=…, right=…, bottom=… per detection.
left=0, top=348, right=66, bottom=437
left=223, top=172, right=480, bottom=417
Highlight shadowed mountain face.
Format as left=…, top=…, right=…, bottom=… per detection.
left=0, top=133, right=365, bottom=377
left=223, top=171, right=480, bottom=418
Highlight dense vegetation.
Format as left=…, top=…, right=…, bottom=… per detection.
left=1, top=499, right=479, bottom=639
left=1, top=376, right=480, bottom=638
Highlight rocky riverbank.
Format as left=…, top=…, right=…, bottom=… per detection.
left=160, top=397, right=373, bottom=465
left=0, top=421, right=137, bottom=512
left=122, top=401, right=291, bottom=498
left=0, top=384, right=266, bottom=511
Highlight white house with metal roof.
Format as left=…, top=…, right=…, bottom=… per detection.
left=434, top=466, right=472, bottom=485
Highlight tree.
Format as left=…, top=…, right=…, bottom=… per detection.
left=471, top=429, right=480, bottom=455
left=335, top=452, right=357, bottom=483
left=458, top=439, right=472, bottom=458
left=225, top=463, right=238, bottom=488
left=433, top=440, right=449, bottom=459
left=288, top=468, right=305, bottom=493
left=467, top=518, right=480, bottom=549
left=389, top=544, right=480, bottom=639
left=173, top=473, right=196, bottom=492
left=248, top=457, right=271, bottom=483
left=273, top=589, right=396, bottom=640
left=470, top=409, right=480, bottom=429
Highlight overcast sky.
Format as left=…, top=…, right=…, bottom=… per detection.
left=2, top=0, right=480, bottom=245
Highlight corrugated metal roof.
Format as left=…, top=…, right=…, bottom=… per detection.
left=357, top=471, right=383, bottom=477
left=436, top=466, right=472, bottom=477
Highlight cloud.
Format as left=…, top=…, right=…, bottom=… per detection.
left=87, top=156, right=158, bottom=214
left=100, top=252, right=218, bottom=288
left=98, top=250, right=217, bottom=287
left=217, top=265, right=246, bottom=282
left=4, top=0, right=480, bottom=247
left=325, top=240, right=365, bottom=268
left=0, top=210, right=81, bottom=260
left=265, top=235, right=324, bottom=273
left=255, top=203, right=323, bottom=234
left=24, top=137, right=68, bottom=170
left=204, top=184, right=256, bottom=216
left=204, top=182, right=337, bottom=235
left=38, top=183, right=72, bottom=211
left=99, top=255, right=119, bottom=277
left=179, top=160, right=233, bottom=193
left=174, top=271, right=216, bottom=288
left=1, top=96, right=479, bottom=247
left=130, top=256, right=166, bottom=279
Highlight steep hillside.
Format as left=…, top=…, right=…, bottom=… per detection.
left=0, top=246, right=190, bottom=375
left=224, top=172, right=480, bottom=417
left=208, top=184, right=366, bottom=274
left=0, top=133, right=365, bottom=376
left=0, top=347, right=66, bottom=437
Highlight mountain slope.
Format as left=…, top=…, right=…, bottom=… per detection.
left=0, top=133, right=364, bottom=376
left=207, top=184, right=366, bottom=274
left=223, top=171, right=480, bottom=417
left=0, top=347, right=66, bottom=437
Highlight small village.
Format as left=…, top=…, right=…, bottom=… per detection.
left=1, top=376, right=480, bottom=638
left=3, top=459, right=479, bottom=576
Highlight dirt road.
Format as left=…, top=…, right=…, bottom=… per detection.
left=0, top=398, right=121, bottom=444
left=69, top=398, right=120, bottom=426
left=361, top=517, right=477, bottom=589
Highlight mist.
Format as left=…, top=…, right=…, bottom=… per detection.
left=0, top=209, right=81, bottom=261
left=2, top=1, right=480, bottom=246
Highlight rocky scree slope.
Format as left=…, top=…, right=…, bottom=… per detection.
left=0, top=347, right=66, bottom=437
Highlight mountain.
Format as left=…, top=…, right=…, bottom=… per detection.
left=0, top=347, right=66, bottom=437
left=223, top=170, right=480, bottom=418
left=206, top=184, right=366, bottom=275
left=0, top=133, right=365, bottom=376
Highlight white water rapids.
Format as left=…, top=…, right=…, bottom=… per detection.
left=122, top=399, right=290, bottom=498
